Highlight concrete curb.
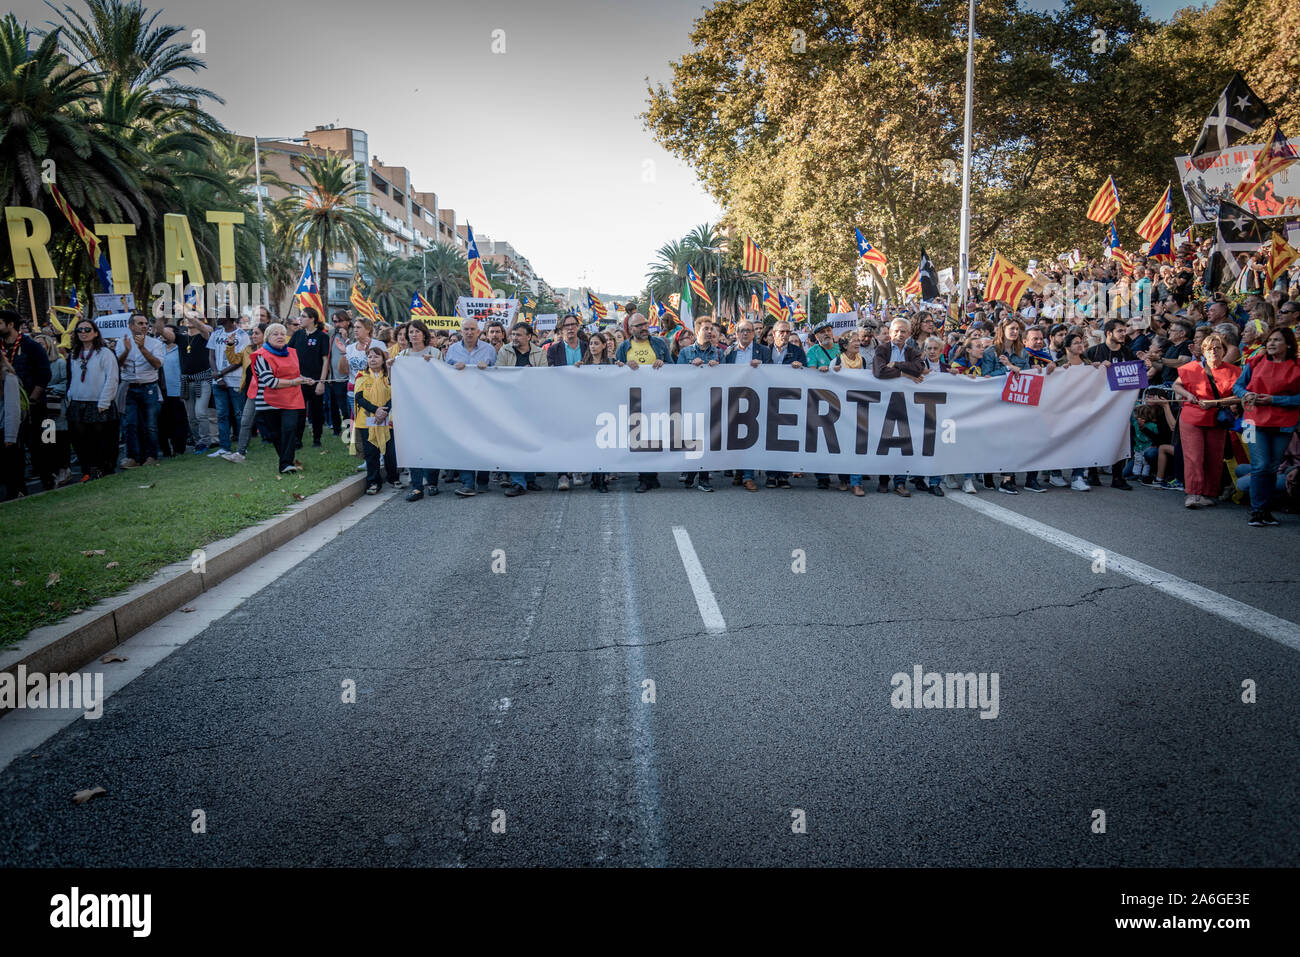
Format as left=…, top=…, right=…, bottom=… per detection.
left=0, top=473, right=366, bottom=716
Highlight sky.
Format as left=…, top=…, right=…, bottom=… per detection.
left=12, top=0, right=1193, bottom=294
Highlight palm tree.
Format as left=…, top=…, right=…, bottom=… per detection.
left=645, top=224, right=763, bottom=321
left=364, top=256, right=416, bottom=326
left=280, top=151, right=382, bottom=316
left=417, top=241, right=469, bottom=315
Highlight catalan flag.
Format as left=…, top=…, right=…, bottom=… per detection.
left=588, top=290, right=608, bottom=322
left=762, top=282, right=786, bottom=321
left=1147, top=220, right=1174, bottom=263
left=1266, top=232, right=1299, bottom=285
left=752, top=292, right=762, bottom=314
left=1085, top=175, right=1120, bottom=223
left=410, top=292, right=438, bottom=317
left=1233, top=128, right=1299, bottom=205
left=654, top=297, right=677, bottom=325
left=47, top=183, right=113, bottom=292
left=854, top=228, right=888, bottom=270
left=1135, top=184, right=1173, bottom=243
left=349, top=276, right=381, bottom=322
left=685, top=263, right=712, bottom=308
left=903, top=267, right=922, bottom=299
left=1107, top=222, right=1121, bottom=250
left=984, top=252, right=1032, bottom=308
left=743, top=236, right=770, bottom=273
left=465, top=224, right=493, bottom=298
left=295, top=260, right=326, bottom=319
left=837, top=295, right=853, bottom=314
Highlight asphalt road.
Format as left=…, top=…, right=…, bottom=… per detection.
left=1, top=472, right=1298, bottom=867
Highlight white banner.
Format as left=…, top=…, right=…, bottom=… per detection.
left=456, top=297, right=519, bottom=324
left=94, top=312, right=132, bottom=340
left=533, top=314, right=558, bottom=333
left=1176, top=139, right=1300, bottom=223
left=392, top=363, right=1134, bottom=474
left=830, top=315, right=857, bottom=335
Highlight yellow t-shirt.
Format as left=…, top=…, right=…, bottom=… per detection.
left=626, top=340, right=657, bottom=365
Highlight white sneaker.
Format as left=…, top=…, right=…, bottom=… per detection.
left=1070, top=477, right=1090, bottom=491
left=208, top=449, right=227, bottom=458
left=557, top=476, right=570, bottom=491
left=574, top=473, right=586, bottom=486
left=223, top=451, right=245, bottom=463
left=1048, top=474, right=1068, bottom=487
left=962, top=478, right=976, bottom=494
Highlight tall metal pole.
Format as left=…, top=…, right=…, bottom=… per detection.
left=253, top=136, right=268, bottom=306
left=716, top=247, right=721, bottom=321
left=957, top=0, right=976, bottom=316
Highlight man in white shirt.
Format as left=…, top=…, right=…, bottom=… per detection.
left=206, top=307, right=251, bottom=457
left=117, top=314, right=165, bottom=467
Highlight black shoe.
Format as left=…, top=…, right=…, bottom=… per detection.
left=405, top=489, right=424, bottom=502
left=1111, top=479, right=1133, bottom=491
left=817, top=477, right=830, bottom=489
left=999, top=479, right=1020, bottom=495
left=1140, top=476, right=1156, bottom=487
left=983, top=473, right=995, bottom=490
left=504, top=484, right=526, bottom=497
left=312, top=439, right=322, bottom=447
left=696, top=481, right=713, bottom=492
left=777, top=479, right=792, bottom=489
left=682, top=475, right=695, bottom=487
left=526, top=481, right=542, bottom=491
left=927, top=485, right=945, bottom=497
left=1024, top=478, right=1046, bottom=493
left=765, top=477, right=777, bottom=488
left=426, top=486, right=440, bottom=496
left=911, top=477, right=926, bottom=491
left=635, top=482, right=652, bottom=493
left=1260, top=511, right=1281, bottom=526
left=1248, top=511, right=1266, bottom=527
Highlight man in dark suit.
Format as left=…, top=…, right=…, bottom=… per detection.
left=873, top=317, right=928, bottom=497
left=545, top=314, right=585, bottom=489
left=722, top=318, right=772, bottom=489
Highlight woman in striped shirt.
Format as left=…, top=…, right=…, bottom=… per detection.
left=250, top=323, right=311, bottom=474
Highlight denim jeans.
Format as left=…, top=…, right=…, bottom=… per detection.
left=409, top=467, right=438, bottom=491
left=459, top=470, right=489, bottom=490
left=211, top=382, right=245, bottom=453
left=122, top=382, right=161, bottom=461
left=508, top=471, right=536, bottom=488
left=1246, top=427, right=1292, bottom=511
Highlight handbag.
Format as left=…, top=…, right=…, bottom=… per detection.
left=1201, top=360, right=1236, bottom=427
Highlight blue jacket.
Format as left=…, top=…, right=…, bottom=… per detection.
left=980, top=346, right=1030, bottom=377
left=615, top=336, right=672, bottom=364
left=678, top=343, right=725, bottom=364
left=722, top=343, right=773, bottom=364
left=767, top=341, right=807, bottom=366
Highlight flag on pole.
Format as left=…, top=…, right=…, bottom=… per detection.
left=465, top=225, right=493, bottom=298
left=685, top=264, right=712, bottom=308
left=762, top=282, right=784, bottom=321
left=295, top=261, right=325, bottom=319
left=743, top=236, right=770, bottom=273
left=1135, top=184, right=1173, bottom=243
left=1232, top=127, right=1299, bottom=205
left=837, top=295, right=853, bottom=314
left=1147, top=220, right=1174, bottom=263
left=654, top=297, right=677, bottom=325
left=1190, top=72, right=1273, bottom=172
left=587, top=290, right=608, bottom=322
left=1107, top=222, right=1122, bottom=251
left=751, top=292, right=761, bottom=314
left=916, top=248, right=939, bottom=299
left=410, top=292, right=438, bottom=317
left=1173, top=226, right=1193, bottom=249
left=1085, top=175, right=1120, bottom=223
left=1204, top=200, right=1268, bottom=291
left=679, top=280, right=695, bottom=330
left=349, top=276, right=380, bottom=322
left=903, top=268, right=922, bottom=299
left=1266, top=232, right=1300, bottom=286
left=854, top=228, right=888, bottom=270
left=47, top=183, right=113, bottom=292
left=984, top=252, right=1033, bottom=308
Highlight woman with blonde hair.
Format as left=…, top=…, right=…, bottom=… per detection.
left=1173, top=333, right=1241, bottom=509
left=248, top=322, right=311, bottom=474
left=980, top=316, right=1029, bottom=376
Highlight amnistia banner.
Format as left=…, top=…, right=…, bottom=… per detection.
left=456, top=297, right=518, bottom=324
left=392, top=362, right=1134, bottom=475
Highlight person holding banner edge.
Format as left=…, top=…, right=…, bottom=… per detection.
left=615, top=314, right=670, bottom=493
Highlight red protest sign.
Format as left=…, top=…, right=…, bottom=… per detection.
left=1001, top=371, right=1043, bottom=406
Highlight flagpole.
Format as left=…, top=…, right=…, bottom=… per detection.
left=957, top=0, right=976, bottom=316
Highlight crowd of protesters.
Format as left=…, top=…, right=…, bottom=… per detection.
left=1, top=236, right=1297, bottom=526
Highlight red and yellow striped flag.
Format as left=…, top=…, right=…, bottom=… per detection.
left=685, top=264, right=713, bottom=307
left=1085, top=175, right=1120, bottom=223
left=466, top=225, right=494, bottom=299
left=349, top=277, right=380, bottom=322
left=902, top=268, right=922, bottom=299
left=47, top=183, right=114, bottom=292
left=743, top=236, right=770, bottom=273
left=1266, top=232, right=1299, bottom=286
left=1135, top=184, right=1172, bottom=243
left=985, top=252, right=1032, bottom=308
left=1233, top=129, right=1299, bottom=205
left=837, top=296, right=852, bottom=313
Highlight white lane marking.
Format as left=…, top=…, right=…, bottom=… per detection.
left=949, top=494, right=1300, bottom=652
left=672, top=526, right=726, bottom=634
left=0, top=489, right=397, bottom=773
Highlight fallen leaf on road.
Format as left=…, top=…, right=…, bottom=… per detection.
left=46, top=571, right=60, bottom=588
left=137, top=483, right=155, bottom=489
left=275, top=475, right=282, bottom=481
left=80, top=549, right=106, bottom=557
left=100, top=653, right=128, bottom=663
left=72, top=786, right=107, bottom=804
left=180, top=606, right=196, bottom=613
left=105, top=561, right=119, bottom=569
left=291, top=492, right=305, bottom=501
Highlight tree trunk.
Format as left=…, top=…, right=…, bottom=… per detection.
left=319, top=221, right=329, bottom=320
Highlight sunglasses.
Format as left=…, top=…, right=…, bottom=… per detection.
left=76, top=327, right=94, bottom=333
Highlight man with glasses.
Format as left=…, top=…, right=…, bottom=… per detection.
left=115, top=313, right=165, bottom=468
left=762, top=320, right=806, bottom=488
left=615, top=313, right=670, bottom=492
left=676, top=318, right=725, bottom=492
left=1278, top=300, right=1299, bottom=328
left=445, top=317, right=497, bottom=497
left=546, top=314, right=586, bottom=490
left=722, top=318, right=771, bottom=490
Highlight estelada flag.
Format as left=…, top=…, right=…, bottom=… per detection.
left=743, top=236, right=770, bottom=273
left=1085, top=175, right=1120, bottom=223
left=837, top=295, right=853, bottom=313
left=465, top=224, right=494, bottom=298
left=410, top=292, right=438, bottom=317
left=903, top=267, right=922, bottom=299
left=762, top=282, right=785, bottom=320
left=1266, top=232, right=1300, bottom=285
left=349, top=276, right=380, bottom=322
left=685, top=263, right=713, bottom=307
left=854, top=228, right=888, bottom=270
left=1232, top=127, right=1299, bottom=205
left=1147, top=220, right=1175, bottom=263
left=47, top=183, right=113, bottom=293
left=985, top=252, right=1032, bottom=308
left=588, top=290, right=608, bottom=321
left=751, top=292, right=761, bottom=314
left=1135, top=184, right=1172, bottom=243
left=295, top=260, right=325, bottom=319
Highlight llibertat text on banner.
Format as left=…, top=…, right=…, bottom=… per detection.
left=392, top=362, right=1135, bottom=475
